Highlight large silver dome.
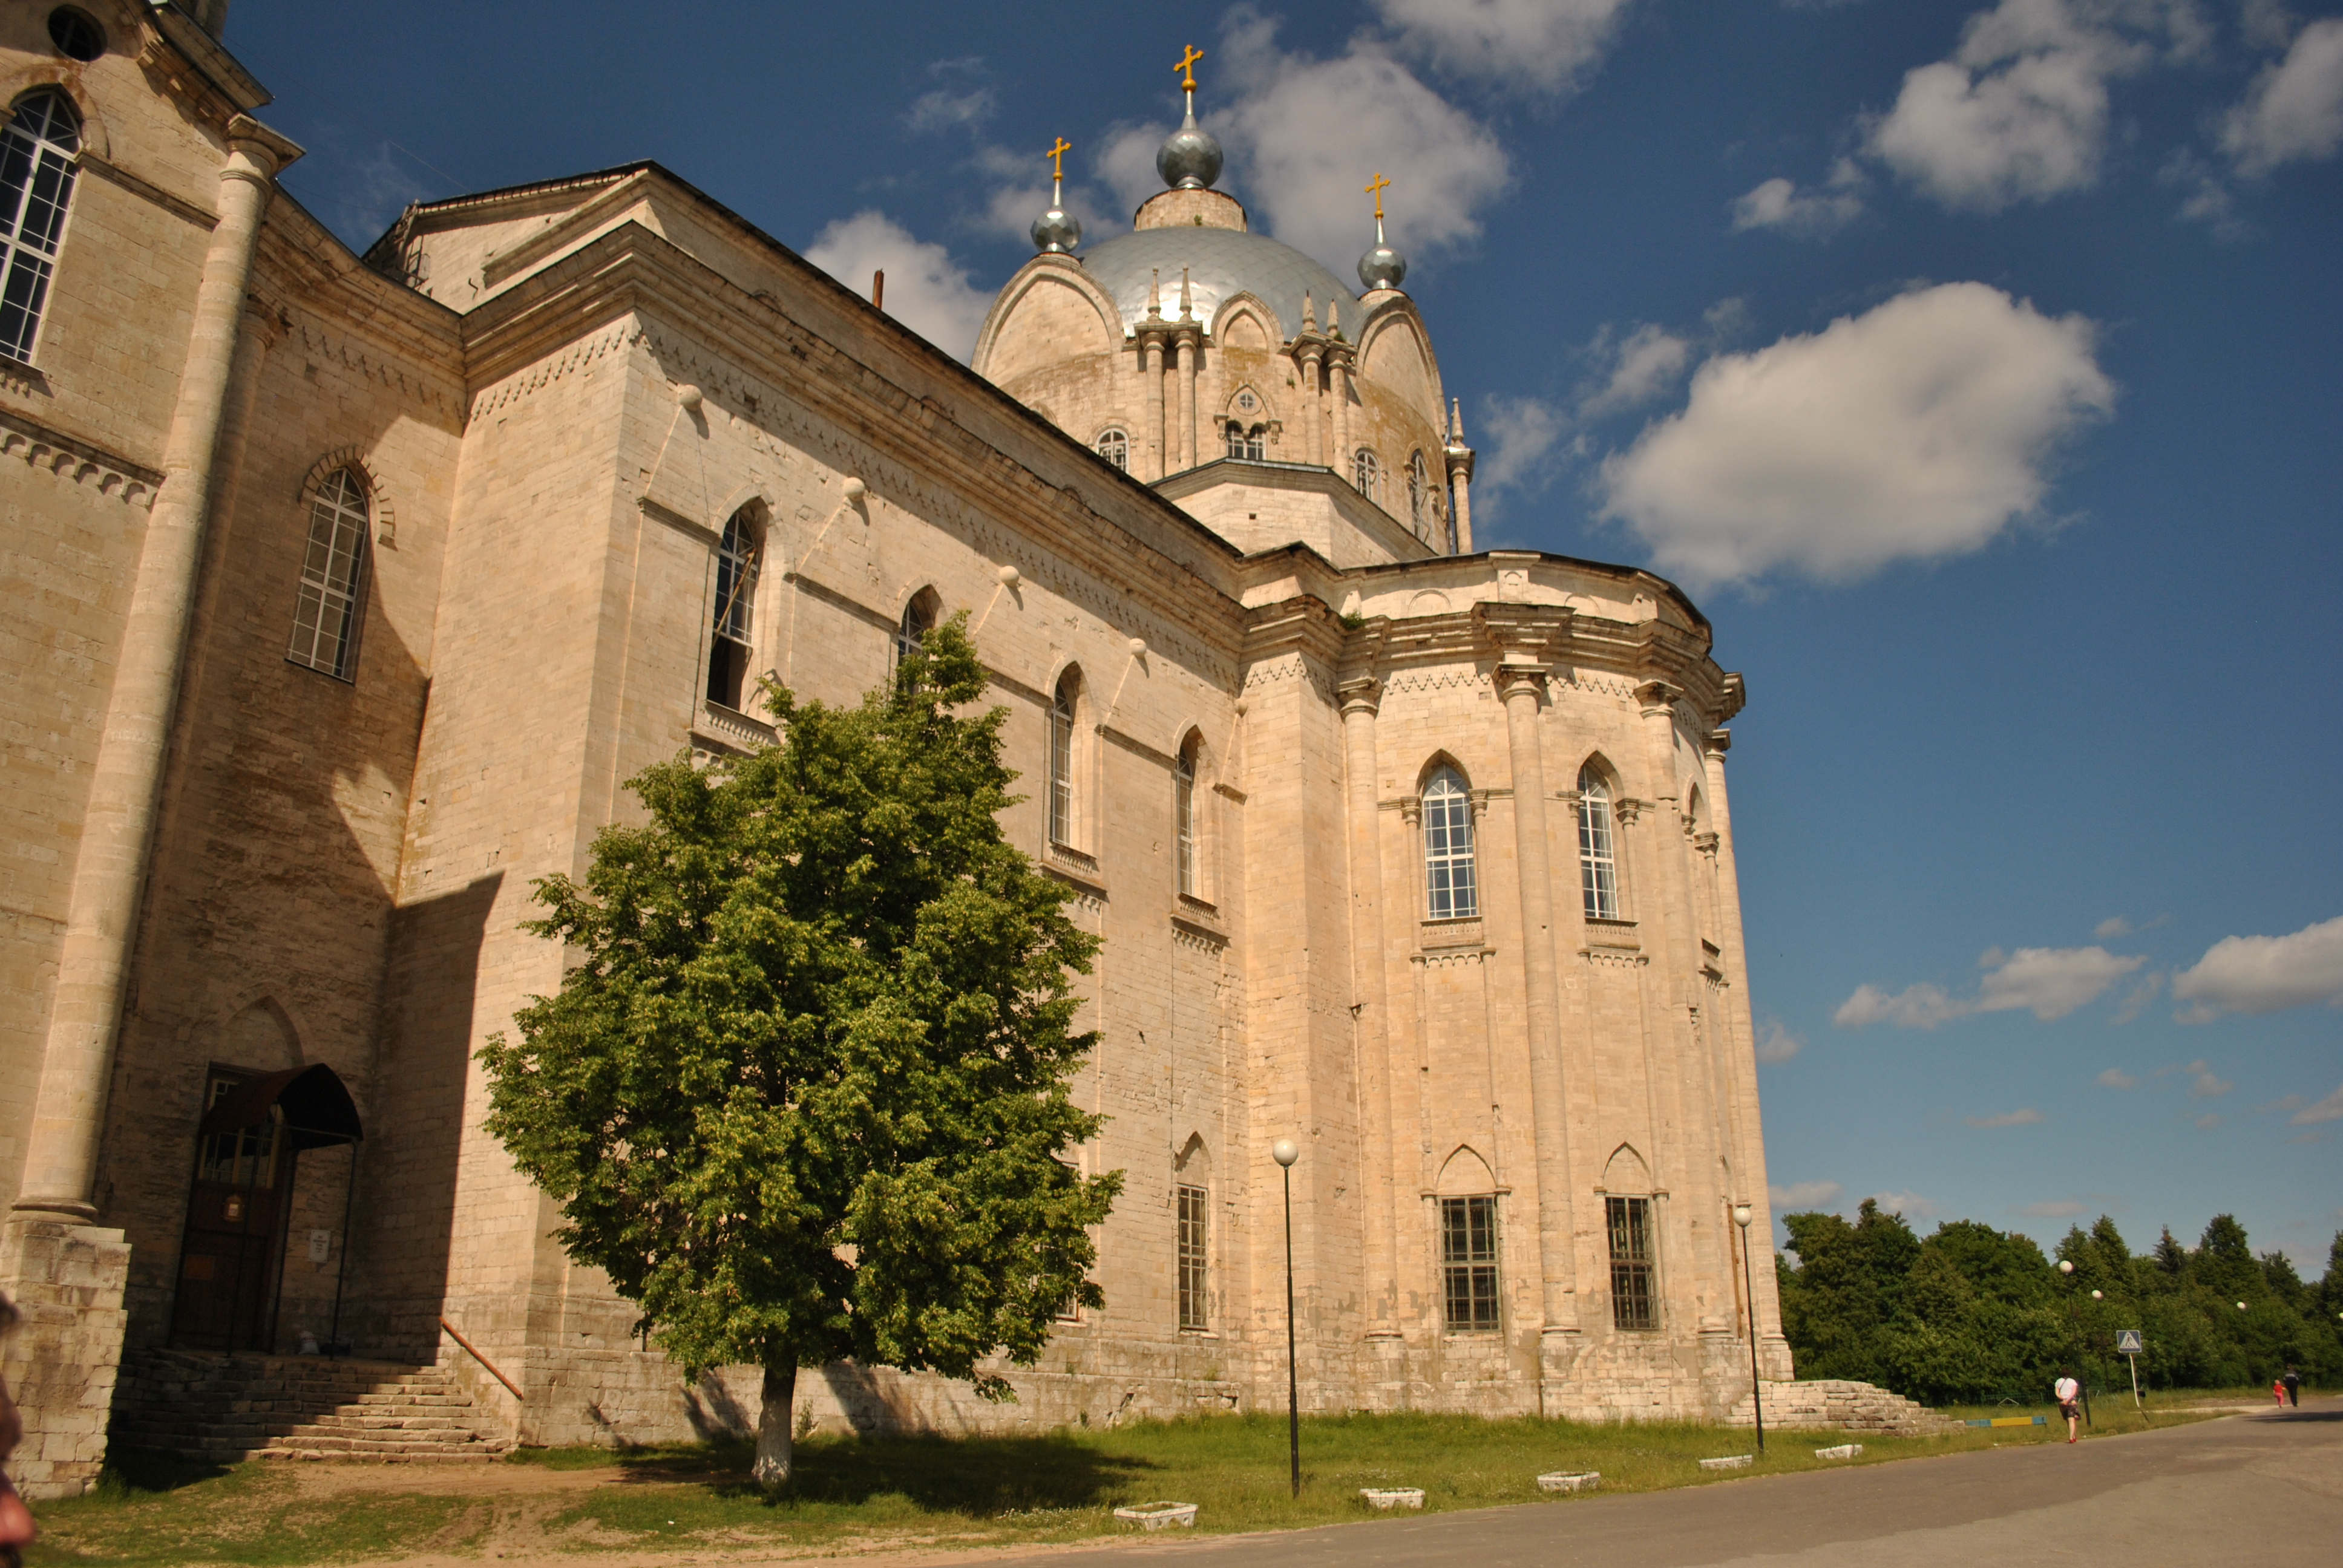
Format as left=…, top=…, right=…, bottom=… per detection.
left=1082, top=226, right=1360, bottom=344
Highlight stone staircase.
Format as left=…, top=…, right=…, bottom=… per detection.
left=1726, top=1379, right=1960, bottom=1436
left=112, top=1348, right=511, bottom=1463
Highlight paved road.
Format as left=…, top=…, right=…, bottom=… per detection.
left=989, top=1405, right=2341, bottom=1568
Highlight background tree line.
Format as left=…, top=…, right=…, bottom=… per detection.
left=1775, top=1201, right=2343, bottom=1405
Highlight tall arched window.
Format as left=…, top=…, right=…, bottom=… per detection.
left=1049, top=670, right=1079, bottom=846
left=287, top=468, right=371, bottom=680
left=1354, top=447, right=1380, bottom=503
left=1408, top=451, right=1429, bottom=528
left=1095, top=428, right=1129, bottom=471
left=1578, top=765, right=1620, bottom=920
left=1422, top=765, right=1476, bottom=920
left=894, top=587, right=937, bottom=685
left=1, top=91, right=84, bottom=362
left=706, top=508, right=759, bottom=710
left=1174, top=733, right=1200, bottom=897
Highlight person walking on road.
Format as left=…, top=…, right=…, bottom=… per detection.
left=2282, top=1368, right=2301, bottom=1407
left=2055, top=1371, right=2083, bottom=1443
left=2273, top=1378, right=2287, bottom=1407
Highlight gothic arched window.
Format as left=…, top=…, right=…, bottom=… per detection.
left=894, top=587, right=938, bottom=686
left=287, top=468, right=370, bottom=681
left=1174, top=733, right=1200, bottom=897
left=706, top=507, right=760, bottom=710
left=0, top=90, right=84, bottom=362
left=1408, top=451, right=1430, bottom=528
left=1578, top=765, right=1620, bottom=920
left=1422, top=765, right=1476, bottom=920
left=1095, top=428, right=1129, bottom=471
left=1049, top=670, right=1080, bottom=846
left=1354, top=447, right=1380, bottom=503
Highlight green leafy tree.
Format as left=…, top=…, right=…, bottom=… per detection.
left=478, top=621, right=1121, bottom=1486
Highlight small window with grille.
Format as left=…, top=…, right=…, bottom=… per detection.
left=1608, top=1195, right=1657, bottom=1330
left=286, top=468, right=370, bottom=681
left=1096, top=428, right=1128, bottom=471
left=1441, top=1195, right=1501, bottom=1331
left=1177, top=1183, right=1209, bottom=1330
left=1354, top=446, right=1380, bottom=501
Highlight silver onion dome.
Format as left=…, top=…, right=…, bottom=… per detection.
left=1032, top=204, right=1082, bottom=254
left=1156, top=108, right=1224, bottom=190
left=1358, top=241, right=1406, bottom=292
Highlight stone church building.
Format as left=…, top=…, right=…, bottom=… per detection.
left=0, top=5, right=1791, bottom=1495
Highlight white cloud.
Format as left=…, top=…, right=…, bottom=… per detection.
left=2291, top=1083, right=2343, bottom=1125
left=1872, top=1189, right=1941, bottom=1220
left=1598, top=283, right=2111, bottom=590
left=2019, top=1198, right=2089, bottom=1217
left=1729, top=159, right=1867, bottom=238
left=1095, top=122, right=1169, bottom=223
left=2194, top=1112, right=2221, bottom=1129
left=2171, top=913, right=2343, bottom=1019
left=1976, top=945, right=2148, bottom=1019
left=1476, top=394, right=1571, bottom=493
left=1580, top=324, right=1694, bottom=417
left=1771, top=1179, right=1844, bottom=1209
left=2189, top=1067, right=2234, bottom=1099
left=801, top=212, right=992, bottom=363
left=1372, top=0, right=1640, bottom=93
left=1216, top=13, right=1512, bottom=276
left=2095, top=915, right=2133, bottom=938
left=2097, top=1067, right=2139, bottom=1089
left=1967, top=1107, right=2046, bottom=1127
left=1835, top=981, right=1967, bottom=1030
left=1863, top=0, right=2201, bottom=212
left=906, top=86, right=995, bottom=135
left=1754, top=1019, right=1804, bottom=1065
left=2222, top=18, right=2343, bottom=174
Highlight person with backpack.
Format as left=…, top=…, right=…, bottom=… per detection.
left=2282, top=1367, right=2302, bottom=1407
left=2054, top=1370, right=2083, bottom=1443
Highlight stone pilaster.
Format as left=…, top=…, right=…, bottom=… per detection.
left=1175, top=331, right=1199, bottom=472
left=1141, top=335, right=1166, bottom=481
left=1339, top=677, right=1399, bottom=1342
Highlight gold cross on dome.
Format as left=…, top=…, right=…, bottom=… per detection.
left=1047, top=137, right=1072, bottom=180
left=1175, top=44, right=1205, bottom=92
left=1366, top=172, right=1391, bottom=222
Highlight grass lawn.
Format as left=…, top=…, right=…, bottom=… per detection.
left=25, top=1400, right=2226, bottom=1567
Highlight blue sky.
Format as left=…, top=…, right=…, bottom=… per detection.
left=228, top=0, right=2343, bottom=1267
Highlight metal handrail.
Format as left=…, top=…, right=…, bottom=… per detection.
left=437, top=1315, right=522, bottom=1402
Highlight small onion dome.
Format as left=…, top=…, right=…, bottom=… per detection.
left=1032, top=204, right=1083, bottom=254
left=1157, top=108, right=1224, bottom=190
left=1358, top=241, right=1407, bottom=292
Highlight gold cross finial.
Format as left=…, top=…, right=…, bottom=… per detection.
left=1175, top=44, right=1205, bottom=93
left=1366, top=172, right=1391, bottom=223
left=1047, top=137, right=1072, bottom=181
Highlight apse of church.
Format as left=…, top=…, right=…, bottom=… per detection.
left=0, top=11, right=1786, bottom=1496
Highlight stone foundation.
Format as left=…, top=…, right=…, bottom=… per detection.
left=2, top=1218, right=132, bottom=1498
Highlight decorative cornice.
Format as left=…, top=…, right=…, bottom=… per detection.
left=0, top=410, right=161, bottom=509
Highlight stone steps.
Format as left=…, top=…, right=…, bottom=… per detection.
left=113, top=1348, right=511, bottom=1464
left=1725, top=1379, right=1959, bottom=1437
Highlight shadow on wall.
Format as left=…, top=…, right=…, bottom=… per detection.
left=344, top=872, right=502, bottom=1359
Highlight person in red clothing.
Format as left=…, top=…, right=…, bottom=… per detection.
left=2273, top=1377, right=2287, bottom=1406
left=0, top=1293, right=36, bottom=1564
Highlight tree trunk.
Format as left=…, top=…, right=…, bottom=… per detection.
left=753, top=1356, right=799, bottom=1489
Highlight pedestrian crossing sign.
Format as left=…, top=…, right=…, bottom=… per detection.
left=2116, top=1328, right=2144, bottom=1354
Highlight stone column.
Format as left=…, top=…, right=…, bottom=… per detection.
left=1633, top=681, right=1731, bottom=1335
left=1176, top=332, right=1198, bottom=472
left=1339, top=679, right=1400, bottom=1345
left=1331, top=352, right=1353, bottom=484
left=1446, top=449, right=1476, bottom=554
left=1493, top=659, right=1579, bottom=1338
left=15, top=117, right=297, bottom=1223
left=1141, top=336, right=1166, bottom=482
left=1297, top=346, right=1325, bottom=466
left=5, top=116, right=298, bottom=1501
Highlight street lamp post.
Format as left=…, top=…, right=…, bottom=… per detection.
left=2057, top=1259, right=2091, bottom=1426
left=1732, top=1203, right=1765, bottom=1455
left=1273, top=1137, right=1301, bottom=1500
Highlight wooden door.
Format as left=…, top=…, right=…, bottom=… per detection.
left=170, top=1076, right=291, bottom=1351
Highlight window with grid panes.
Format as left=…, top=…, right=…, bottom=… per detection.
left=1578, top=768, right=1620, bottom=920
left=706, top=509, right=759, bottom=708
left=286, top=468, right=370, bottom=680
left=1608, top=1195, right=1656, bottom=1329
left=1095, top=428, right=1128, bottom=471
left=1440, top=1195, right=1501, bottom=1330
left=1174, top=739, right=1198, bottom=896
left=0, top=91, right=80, bottom=362
left=1422, top=766, right=1477, bottom=920
left=1049, top=674, right=1077, bottom=846
left=1177, top=1184, right=1208, bottom=1330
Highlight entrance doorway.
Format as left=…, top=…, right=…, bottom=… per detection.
left=169, top=1063, right=364, bottom=1353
